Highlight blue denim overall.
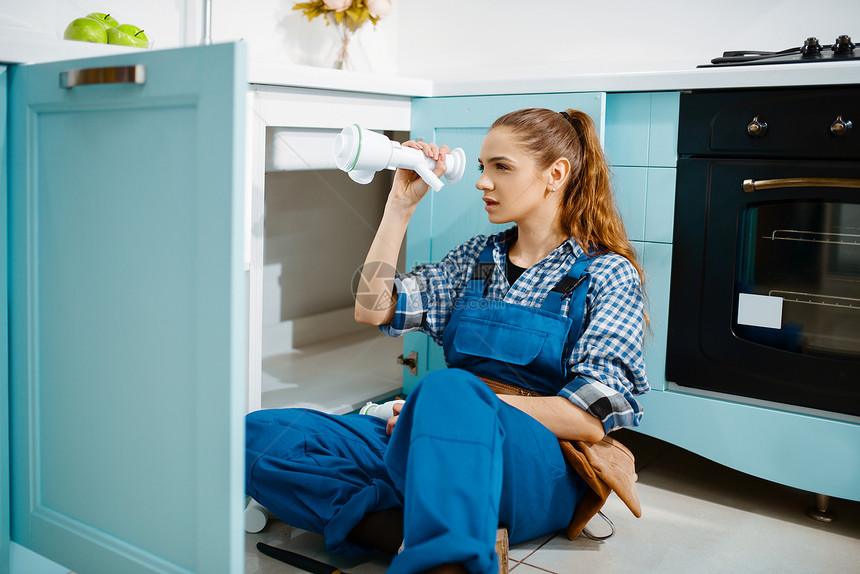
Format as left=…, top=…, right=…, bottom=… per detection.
left=443, top=241, right=593, bottom=393
left=245, top=240, right=594, bottom=574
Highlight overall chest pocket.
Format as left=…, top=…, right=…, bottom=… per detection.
left=452, top=315, right=548, bottom=366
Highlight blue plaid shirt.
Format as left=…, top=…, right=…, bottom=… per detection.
left=381, top=227, right=649, bottom=433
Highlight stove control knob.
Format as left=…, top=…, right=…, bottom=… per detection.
left=801, top=37, right=823, bottom=56
left=830, top=116, right=853, bottom=138
left=832, top=35, right=855, bottom=54
left=747, top=116, right=768, bottom=138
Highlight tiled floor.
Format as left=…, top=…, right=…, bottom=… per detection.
left=244, top=429, right=860, bottom=573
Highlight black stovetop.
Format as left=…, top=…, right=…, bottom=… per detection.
left=699, top=35, right=858, bottom=67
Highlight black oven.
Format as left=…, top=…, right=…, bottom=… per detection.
left=667, top=86, right=860, bottom=417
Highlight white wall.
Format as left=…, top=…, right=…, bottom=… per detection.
left=209, top=0, right=399, bottom=73
left=0, top=0, right=202, bottom=48
left=394, top=0, right=860, bottom=79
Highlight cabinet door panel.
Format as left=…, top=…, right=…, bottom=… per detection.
left=8, top=43, right=247, bottom=574
left=644, top=167, right=676, bottom=243
left=642, top=242, right=672, bottom=391
left=605, top=92, right=650, bottom=167
left=606, top=92, right=680, bottom=169
left=2, top=64, right=9, bottom=574
left=611, top=166, right=647, bottom=241
left=647, top=92, right=681, bottom=168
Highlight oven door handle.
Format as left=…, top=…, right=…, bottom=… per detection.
left=743, top=177, right=860, bottom=193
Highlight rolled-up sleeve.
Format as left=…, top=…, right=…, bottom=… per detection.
left=379, top=274, right=427, bottom=337
left=379, top=235, right=488, bottom=344
left=559, top=255, right=649, bottom=433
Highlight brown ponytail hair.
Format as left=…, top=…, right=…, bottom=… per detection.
left=490, top=108, right=645, bottom=287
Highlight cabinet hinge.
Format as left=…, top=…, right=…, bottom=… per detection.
left=397, top=351, right=418, bottom=376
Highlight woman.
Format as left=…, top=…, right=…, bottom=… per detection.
left=246, top=108, right=649, bottom=574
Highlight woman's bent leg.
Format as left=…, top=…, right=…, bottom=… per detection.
left=384, top=369, right=583, bottom=574
left=245, top=408, right=402, bottom=556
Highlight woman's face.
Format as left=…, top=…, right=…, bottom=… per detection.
left=476, top=127, right=555, bottom=226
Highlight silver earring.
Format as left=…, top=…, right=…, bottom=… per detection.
left=550, top=186, right=556, bottom=192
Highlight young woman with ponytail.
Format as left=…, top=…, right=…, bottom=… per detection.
left=245, top=108, right=650, bottom=574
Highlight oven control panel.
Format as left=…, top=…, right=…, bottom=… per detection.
left=678, top=87, right=859, bottom=159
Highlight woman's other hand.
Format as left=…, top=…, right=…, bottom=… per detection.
left=386, top=401, right=404, bottom=436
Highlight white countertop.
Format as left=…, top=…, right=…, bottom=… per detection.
left=431, top=60, right=860, bottom=95
left=3, top=28, right=859, bottom=97
left=248, top=61, right=434, bottom=98
left=248, top=59, right=860, bottom=97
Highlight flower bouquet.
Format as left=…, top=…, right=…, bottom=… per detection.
left=293, top=0, right=392, bottom=70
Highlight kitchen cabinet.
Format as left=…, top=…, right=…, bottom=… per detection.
left=401, top=92, right=607, bottom=393
left=2, top=64, right=10, bottom=574
left=4, top=43, right=247, bottom=574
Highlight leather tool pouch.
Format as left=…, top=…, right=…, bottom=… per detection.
left=479, top=377, right=642, bottom=540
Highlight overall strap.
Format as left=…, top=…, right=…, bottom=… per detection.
left=541, top=251, right=594, bottom=314
left=565, top=253, right=593, bottom=342
left=465, top=241, right=497, bottom=298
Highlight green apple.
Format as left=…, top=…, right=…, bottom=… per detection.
left=63, top=17, right=108, bottom=44
left=107, top=24, right=149, bottom=48
left=86, top=13, right=119, bottom=29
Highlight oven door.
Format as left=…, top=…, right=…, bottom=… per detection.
left=667, top=158, right=860, bottom=416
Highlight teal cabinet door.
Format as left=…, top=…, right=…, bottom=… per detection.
left=2, top=64, right=10, bottom=574
left=605, top=92, right=651, bottom=167
left=647, top=92, right=681, bottom=168
left=611, top=166, right=647, bottom=242
left=403, top=93, right=606, bottom=392
left=643, top=167, right=676, bottom=244
left=605, top=92, right=680, bottom=168
left=641, top=242, right=672, bottom=391
left=8, top=44, right=247, bottom=574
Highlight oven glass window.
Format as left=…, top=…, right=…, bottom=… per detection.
left=735, top=201, right=860, bottom=359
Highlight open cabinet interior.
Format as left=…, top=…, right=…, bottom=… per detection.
left=261, top=128, right=410, bottom=413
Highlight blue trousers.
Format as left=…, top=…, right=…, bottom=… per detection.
left=246, top=369, right=584, bottom=574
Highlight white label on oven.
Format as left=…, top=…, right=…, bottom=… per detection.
left=737, top=293, right=784, bottom=329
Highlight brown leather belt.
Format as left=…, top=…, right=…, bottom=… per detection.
left=479, top=376, right=543, bottom=397
left=480, top=376, right=642, bottom=540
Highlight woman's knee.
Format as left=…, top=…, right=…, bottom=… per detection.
left=406, top=370, right=498, bottom=421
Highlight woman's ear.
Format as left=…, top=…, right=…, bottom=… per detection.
left=547, top=157, right=571, bottom=192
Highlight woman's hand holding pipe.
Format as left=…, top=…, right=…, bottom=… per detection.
left=389, top=140, right=450, bottom=208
